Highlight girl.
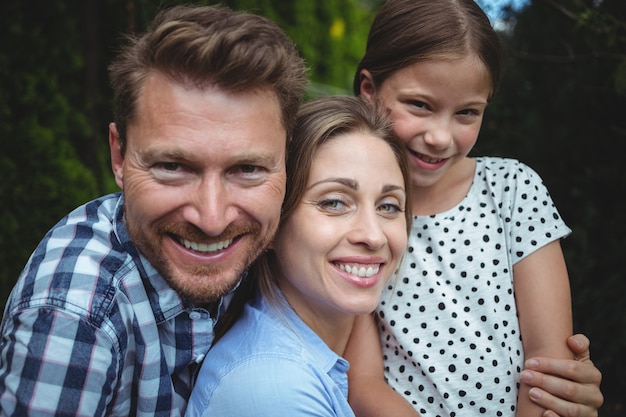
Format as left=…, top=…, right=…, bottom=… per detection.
left=345, top=1, right=602, bottom=416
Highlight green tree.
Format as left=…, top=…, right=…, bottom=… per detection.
left=211, top=0, right=372, bottom=94
left=0, top=2, right=102, bottom=305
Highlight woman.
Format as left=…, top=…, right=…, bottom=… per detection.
left=185, top=95, right=412, bottom=416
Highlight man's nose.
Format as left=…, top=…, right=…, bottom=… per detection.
left=184, top=176, right=240, bottom=236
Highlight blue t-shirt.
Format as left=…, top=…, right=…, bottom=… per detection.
left=186, top=288, right=355, bottom=417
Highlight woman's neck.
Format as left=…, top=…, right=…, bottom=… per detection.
left=280, top=282, right=357, bottom=355
left=304, top=314, right=356, bottom=356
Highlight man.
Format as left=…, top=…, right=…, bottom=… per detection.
left=0, top=5, right=307, bottom=416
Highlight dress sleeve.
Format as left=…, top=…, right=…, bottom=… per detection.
left=0, top=307, right=119, bottom=417
left=508, top=161, right=572, bottom=262
left=187, top=356, right=339, bottom=417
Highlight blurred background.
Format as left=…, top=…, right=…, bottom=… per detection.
left=1, top=0, right=624, bottom=414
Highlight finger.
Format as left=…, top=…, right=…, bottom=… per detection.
left=521, top=369, right=604, bottom=409
left=526, top=387, right=592, bottom=417
left=524, top=357, right=601, bottom=384
left=567, top=334, right=591, bottom=361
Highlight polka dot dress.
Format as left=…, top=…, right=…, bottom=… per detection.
left=377, top=157, right=571, bottom=416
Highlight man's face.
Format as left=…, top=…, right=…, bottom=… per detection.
left=109, top=72, right=287, bottom=305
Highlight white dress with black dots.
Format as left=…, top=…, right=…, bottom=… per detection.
left=377, top=157, right=571, bottom=417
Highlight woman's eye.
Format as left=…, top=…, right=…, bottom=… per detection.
left=379, top=202, right=401, bottom=214
left=318, top=198, right=347, bottom=212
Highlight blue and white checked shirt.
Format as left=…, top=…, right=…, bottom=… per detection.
left=0, top=193, right=218, bottom=417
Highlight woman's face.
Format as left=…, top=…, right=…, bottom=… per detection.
left=360, top=55, right=492, bottom=191
left=273, top=131, right=408, bottom=326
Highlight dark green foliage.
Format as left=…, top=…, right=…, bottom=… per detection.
left=208, top=0, right=372, bottom=95
left=0, top=2, right=102, bottom=303
left=474, top=1, right=626, bottom=414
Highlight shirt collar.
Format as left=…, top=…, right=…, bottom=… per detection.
left=257, top=288, right=350, bottom=376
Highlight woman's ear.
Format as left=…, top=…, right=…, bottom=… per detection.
left=358, top=69, right=377, bottom=102
left=109, top=122, right=125, bottom=190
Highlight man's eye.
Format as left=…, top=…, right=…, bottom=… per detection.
left=240, top=165, right=258, bottom=173
left=160, top=162, right=180, bottom=171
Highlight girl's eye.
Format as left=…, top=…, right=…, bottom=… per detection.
left=408, top=100, right=428, bottom=109
left=458, top=108, right=480, bottom=116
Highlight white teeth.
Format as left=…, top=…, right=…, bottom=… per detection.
left=419, top=155, right=442, bottom=164
left=182, top=238, right=233, bottom=253
left=338, top=263, right=380, bottom=277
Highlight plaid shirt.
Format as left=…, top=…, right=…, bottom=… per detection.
left=0, top=193, right=218, bottom=417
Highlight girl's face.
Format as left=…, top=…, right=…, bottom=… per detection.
left=273, top=132, right=408, bottom=328
left=360, top=55, right=492, bottom=192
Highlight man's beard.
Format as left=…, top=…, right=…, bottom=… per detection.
left=127, top=219, right=274, bottom=305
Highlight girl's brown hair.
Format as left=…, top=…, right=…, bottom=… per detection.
left=353, top=0, right=505, bottom=99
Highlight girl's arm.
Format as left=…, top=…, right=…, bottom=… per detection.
left=513, top=239, right=574, bottom=417
left=345, top=313, right=421, bottom=417
left=521, top=334, right=604, bottom=417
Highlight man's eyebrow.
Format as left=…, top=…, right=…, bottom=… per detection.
left=137, top=147, right=187, bottom=161
left=137, top=148, right=280, bottom=164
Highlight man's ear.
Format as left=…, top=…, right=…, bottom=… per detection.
left=358, top=69, right=377, bottom=102
left=109, top=123, right=124, bottom=190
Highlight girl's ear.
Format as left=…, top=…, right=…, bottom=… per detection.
left=358, top=69, right=377, bottom=102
